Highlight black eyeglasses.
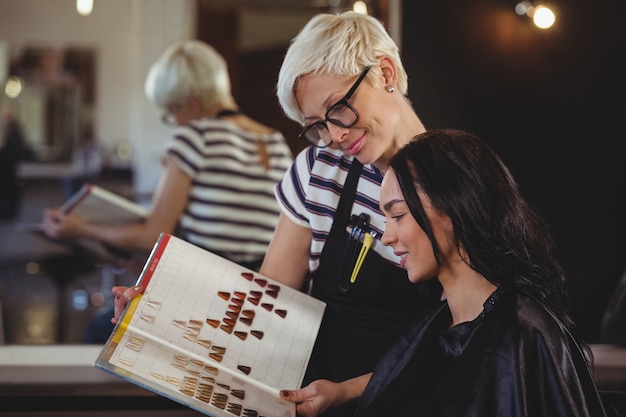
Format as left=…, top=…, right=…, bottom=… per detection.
left=299, top=66, right=371, bottom=148
left=161, top=112, right=178, bottom=128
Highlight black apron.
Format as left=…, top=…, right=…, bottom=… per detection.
left=303, top=160, right=442, bottom=416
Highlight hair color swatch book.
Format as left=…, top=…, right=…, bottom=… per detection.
left=17, top=183, right=149, bottom=263
left=95, top=233, right=326, bottom=417
left=60, top=182, right=149, bottom=224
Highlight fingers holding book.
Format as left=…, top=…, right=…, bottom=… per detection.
left=41, top=207, right=86, bottom=240
left=111, top=285, right=142, bottom=325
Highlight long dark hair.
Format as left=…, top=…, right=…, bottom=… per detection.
left=389, top=129, right=576, bottom=334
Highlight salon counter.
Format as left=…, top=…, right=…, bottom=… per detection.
left=0, top=344, right=625, bottom=415
left=0, top=345, right=205, bottom=415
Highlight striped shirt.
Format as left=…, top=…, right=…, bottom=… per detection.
left=275, top=146, right=400, bottom=272
left=166, top=117, right=293, bottom=264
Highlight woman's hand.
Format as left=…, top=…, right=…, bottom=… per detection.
left=280, top=380, right=343, bottom=417
left=41, top=208, right=86, bottom=240
left=279, top=374, right=371, bottom=417
left=111, top=285, right=143, bottom=325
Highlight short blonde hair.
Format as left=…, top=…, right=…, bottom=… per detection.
left=277, top=11, right=407, bottom=125
left=145, top=40, right=231, bottom=111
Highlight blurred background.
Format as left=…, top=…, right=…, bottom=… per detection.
left=0, top=0, right=623, bottom=345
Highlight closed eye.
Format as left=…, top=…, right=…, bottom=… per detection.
left=391, top=213, right=405, bottom=222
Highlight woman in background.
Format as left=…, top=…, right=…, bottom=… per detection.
left=42, top=40, right=293, bottom=341
left=43, top=39, right=292, bottom=270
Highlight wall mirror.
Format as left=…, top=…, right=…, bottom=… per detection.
left=1, top=46, right=95, bottom=163
left=0, top=0, right=393, bottom=346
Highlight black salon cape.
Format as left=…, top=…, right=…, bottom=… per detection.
left=354, top=287, right=607, bottom=417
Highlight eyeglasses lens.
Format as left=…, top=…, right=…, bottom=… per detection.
left=301, top=124, right=331, bottom=148
left=327, top=103, right=357, bottom=127
left=301, top=104, right=358, bottom=147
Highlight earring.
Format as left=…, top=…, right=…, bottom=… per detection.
left=387, top=86, right=395, bottom=93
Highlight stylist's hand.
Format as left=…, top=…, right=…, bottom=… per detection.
left=111, top=285, right=143, bottom=325
left=41, top=208, right=86, bottom=239
left=279, top=379, right=344, bottom=417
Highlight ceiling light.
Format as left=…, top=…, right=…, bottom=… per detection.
left=353, top=1, right=368, bottom=14
left=76, top=0, right=93, bottom=16
left=515, top=1, right=556, bottom=29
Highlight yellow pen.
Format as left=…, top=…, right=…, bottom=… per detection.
left=350, top=232, right=374, bottom=283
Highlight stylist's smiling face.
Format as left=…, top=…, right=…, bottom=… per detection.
left=379, top=170, right=439, bottom=283
left=295, top=72, right=389, bottom=165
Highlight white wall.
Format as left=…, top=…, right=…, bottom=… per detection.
left=0, top=0, right=194, bottom=194
left=126, top=0, right=195, bottom=194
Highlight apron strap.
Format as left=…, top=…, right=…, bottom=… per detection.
left=330, top=159, right=363, bottom=234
